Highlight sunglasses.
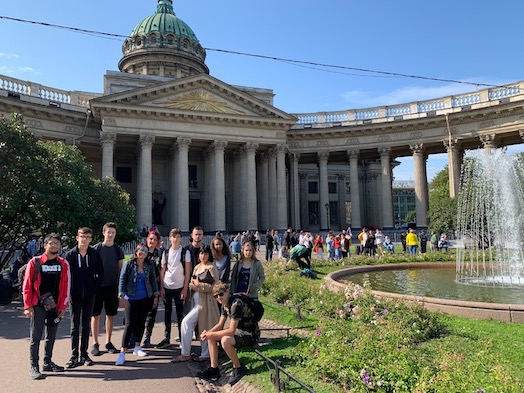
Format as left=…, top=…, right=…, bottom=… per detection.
left=213, top=292, right=225, bottom=299
left=139, top=248, right=148, bottom=253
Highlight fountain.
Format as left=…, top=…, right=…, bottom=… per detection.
left=326, top=148, right=524, bottom=322
left=456, top=148, right=524, bottom=286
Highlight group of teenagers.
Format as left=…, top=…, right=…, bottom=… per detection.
left=22, top=223, right=265, bottom=386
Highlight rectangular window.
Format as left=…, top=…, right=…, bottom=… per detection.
left=116, top=167, right=132, bottom=183
left=308, top=181, right=318, bottom=194
left=329, top=201, right=339, bottom=225
left=308, top=201, right=319, bottom=225
left=328, top=182, right=337, bottom=194
left=189, top=165, right=197, bottom=188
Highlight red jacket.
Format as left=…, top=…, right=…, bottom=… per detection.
left=23, top=253, right=71, bottom=311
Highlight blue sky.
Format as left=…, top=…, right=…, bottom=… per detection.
left=1, top=0, right=523, bottom=180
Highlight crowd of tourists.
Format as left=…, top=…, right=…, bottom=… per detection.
left=21, top=223, right=265, bottom=386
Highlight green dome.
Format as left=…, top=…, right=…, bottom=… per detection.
left=130, top=0, right=200, bottom=43
left=119, top=0, right=209, bottom=78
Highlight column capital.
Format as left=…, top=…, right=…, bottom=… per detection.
left=139, top=134, right=155, bottom=148
left=211, top=140, right=228, bottom=152
left=243, top=142, right=259, bottom=154
left=519, top=129, right=524, bottom=142
left=293, top=152, right=301, bottom=162
left=379, top=147, right=391, bottom=157
left=317, top=151, right=329, bottom=162
left=99, top=132, right=117, bottom=145
left=299, top=172, right=308, bottom=180
left=409, top=143, right=425, bottom=155
left=275, top=144, right=287, bottom=155
left=176, top=137, right=192, bottom=149
left=479, top=134, right=498, bottom=149
left=347, top=149, right=359, bottom=160
left=443, top=138, right=461, bottom=152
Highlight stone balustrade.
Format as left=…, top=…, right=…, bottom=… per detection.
left=293, top=81, right=524, bottom=128
left=0, top=74, right=100, bottom=108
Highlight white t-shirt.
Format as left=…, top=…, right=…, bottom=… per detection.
left=162, top=247, right=190, bottom=290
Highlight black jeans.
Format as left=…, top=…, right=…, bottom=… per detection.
left=163, top=287, right=184, bottom=341
left=69, top=295, right=95, bottom=358
left=122, top=297, right=153, bottom=349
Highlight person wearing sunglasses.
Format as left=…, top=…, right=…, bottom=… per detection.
left=115, top=243, right=159, bottom=365
left=198, top=282, right=260, bottom=385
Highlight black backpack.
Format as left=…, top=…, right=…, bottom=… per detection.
left=229, top=294, right=264, bottom=322
left=18, top=257, right=41, bottom=286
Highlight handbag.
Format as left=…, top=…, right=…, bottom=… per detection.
left=38, top=292, right=57, bottom=312
left=197, top=269, right=215, bottom=284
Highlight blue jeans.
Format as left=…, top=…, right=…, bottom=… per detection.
left=408, top=245, right=418, bottom=255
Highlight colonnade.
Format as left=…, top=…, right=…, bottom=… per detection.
left=99, top=130, right=514, bottom=232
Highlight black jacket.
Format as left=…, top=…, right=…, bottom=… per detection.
left=65, top=246, right=104, bottom=298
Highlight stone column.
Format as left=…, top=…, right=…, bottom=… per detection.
left=443, top=139, right=462, bottom=198
left=379, top=147, right=394, bottom=229
left=410, top=144, right=429, bottom=227
left=232, top=152, right=241, bottom=230
left=100, top=132, right=116, bottom=178
left=290, top=153, right=301, bottom=230
left=259, top=153, right=270, bottom=231
left=276, top=144, right=288, bottom=230
left=239, top=151, right=248, bottom=230
left=318, top=151, right=330, bottom=230
left=212, top=140, right=227, bottom=232
left=267, top=149, right=277, bottom=229
left=202, top=149, right=213, bottom=230
left=299, top=173, right=309, bottom=228
left=480, top=134, right=497, bottom=153
left=244, top=143, right=259, bottom=230
left=169, top=144, right=178, bottom=226
left=337, top=174, right=347, bottom=229
left=137, top=135, right=155, bottom=229
left=347, top=150, right=361, bottom=230
left=176, top=138, right=191, bottom=232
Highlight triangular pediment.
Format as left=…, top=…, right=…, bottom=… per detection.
left=90, top=73, right=296, bottom=124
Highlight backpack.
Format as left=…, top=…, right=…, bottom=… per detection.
left=18, top=257, right=41, bottom=286
left=300, top=268, right=318, bottom=279
left=229, top=294, right=264, bottom=322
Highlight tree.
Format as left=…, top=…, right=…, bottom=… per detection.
left=0, top=114, right=136, bottom=269
left=428, top=165, right=457, bottom=235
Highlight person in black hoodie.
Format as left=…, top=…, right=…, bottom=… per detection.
left=64, top=227, right=104, bottom=368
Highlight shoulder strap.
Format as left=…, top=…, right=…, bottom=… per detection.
left=33, top=257, right=41, bottom=283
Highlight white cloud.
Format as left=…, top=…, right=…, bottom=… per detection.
left=0, top=52, right=19, bottom=59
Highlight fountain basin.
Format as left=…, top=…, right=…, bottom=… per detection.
left=326, top=263, right=524, bottom=323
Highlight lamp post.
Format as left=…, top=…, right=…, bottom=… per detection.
left=325, top=203, right=330, bottom=230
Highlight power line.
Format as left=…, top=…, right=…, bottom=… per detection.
left=0, top=15, right=498, bottom=88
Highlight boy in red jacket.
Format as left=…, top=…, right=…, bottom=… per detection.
left=23, top=233, right=71, bottom=380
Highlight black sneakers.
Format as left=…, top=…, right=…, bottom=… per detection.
left=65, top=357, right=79, bottom=369
left=80, top=355, right=95, bottom=366
left=30, top=366, right=45, bottom=380
left=197, top=367, right=221, bottom=380
left=156, top=338, right=170, bottom=348
left=42, top=361, right=64, bottom=372
left=228, top=365, right=247, bottom=386
left=105, top=342, right=119, bottom=354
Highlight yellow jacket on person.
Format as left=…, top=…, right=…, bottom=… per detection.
left=405, top=233, right=419, bottom=246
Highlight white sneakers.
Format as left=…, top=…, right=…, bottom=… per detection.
left=115, top=346, right=148, bottom=365
left=132, top=346, right=149, bottom=357
left=115, top=352, right=125, bottom=366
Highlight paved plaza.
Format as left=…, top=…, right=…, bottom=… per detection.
left=0, top=300, right=202, bottom=392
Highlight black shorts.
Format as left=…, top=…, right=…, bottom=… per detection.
left=92, top=285, right=119, bottom=317
left=234, top=328, right=258, bottom=348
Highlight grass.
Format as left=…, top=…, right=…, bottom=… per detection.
left=248, top=256, right=524, bottom=392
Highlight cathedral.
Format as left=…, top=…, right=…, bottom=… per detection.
left=1, top=0, right=524, bottom=235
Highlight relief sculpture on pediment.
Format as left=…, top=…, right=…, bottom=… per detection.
left=155, top=90, right=246, bottom=115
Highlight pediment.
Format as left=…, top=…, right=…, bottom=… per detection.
left=90, top=73, right=296, bottom=123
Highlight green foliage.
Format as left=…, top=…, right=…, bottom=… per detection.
left=428, top=165, right=457, bottom=235
left=0, top=114, right=136, bottom=268
left=405, top=210, right=416, bottom=223
left=259, top=259, right=523, bottom=392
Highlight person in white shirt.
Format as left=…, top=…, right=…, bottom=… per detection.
left=157, top=228, right=191, bottom=348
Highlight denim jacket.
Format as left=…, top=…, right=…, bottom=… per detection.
left=118, top=259, right=159, bottom=298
